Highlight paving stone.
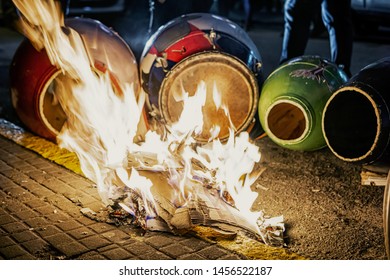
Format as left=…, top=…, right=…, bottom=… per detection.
left=76, top=194, right=99, bottom=206
left=159, top=243, right=193, bottom=259
left=26, top=170, right=51, bottom=184
left=102, top=247, right=134, bottom=260
left=77, top=216, right=96, bottom=226
left=4, top=187, right=35, bottom=201
left=1, top=221, right=29, bottom=233
left=76, top=252, right=107, bottom=260
left=42, top=178, right=75, bottom=195
left=6, top=160, right=32, bottom=170
left=68, top=226, right=93, bottom=240
left=145, top=235, right=176, bottom=248
left=45, top=211, right=69, bottom=223
left=81, top=188, right=101, bottom=200
left=15, top=151, right=39, bottom=160
left=97, top=244, right=119, bottom=253
left=35, top=225, right=62, bottom=238
left=25, top=157, right=49, bottom=166
left=197, top=245, right=230, bottom=260
left=24, top=198, right=47, bottom=209
left=82, top=201, right=105, bottom=213
left=12, top=230, right=39, bottom=243
left=19, top=180, right=41, bottom=193
left=9, top=172, right=31, bottom=183
left=35, top=205, right=58, bottom=216
left=0, top=190, right=8, bottom=199
left=65, top=178, right=94, bottom=189
left=88, top=223, right=116, bottom=233
left=0, top=236, right=16, bottom=248
left=56, top=220, right=82, bottom=232
left=13, top=253, right=37, bottom=260
left=47, top=196, right=81, bottom=216
left=13, top=209, right=39, bottom=220
left=21, top=239, right=48, bottom=255
left=101, top=229, right=131, bottom=244
left=178, top=253, right=207, bottom=260
left=4, top=200, right=29, bottom=213
left=51, top=241, right=89, bottom=257
left=141, top=251, right=172, bottom=260
left=124, top=241, right=159, bottom=257
left=79, top=235, right=111, bottom=250
left=30, top=187, right=56, bottom=198
left=49, top=170, right=75, bottom=180
left=218, top=254, right=245, bottom=260
left=0, top=244, right=28, bottom=259
left=24, top=217, right=50, bottom=228
left=0, top=214, right=16, bottom=225
left=45, top=233, right=75, bottom=246
left=0, top=160, right=12, bottom=172
left=179, top=238, right=211, bottom=252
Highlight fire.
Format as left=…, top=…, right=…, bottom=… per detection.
left=12, top=0, right=283, bottom=245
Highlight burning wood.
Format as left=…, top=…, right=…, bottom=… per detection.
left=12, top=0, right=284, bottom=247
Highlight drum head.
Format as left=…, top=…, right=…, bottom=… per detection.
left=159, top=52, right=258, bottom=142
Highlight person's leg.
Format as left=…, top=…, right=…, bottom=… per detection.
left=280, top=0, right=322, bottom=64
left=322, top=0, right=353, bottom=76
left=191, top=0, right=213, bottom=13
left=242, top=0, right=252, bottom=30
left=217, top=0, right=236, bottom=18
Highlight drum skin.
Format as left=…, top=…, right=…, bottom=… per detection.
left=10, top=17, right=140, bottom=142
left=140, top=13, right=264, bottom=142
left=323, top=57, right=390, bottom=164
left=258, top=55, right=348, bottom=151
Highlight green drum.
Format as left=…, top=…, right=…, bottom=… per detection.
left=258, top=56, right=348, bottom=151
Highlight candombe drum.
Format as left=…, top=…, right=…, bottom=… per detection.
left=323, top=57, right=390, bottom=164
left=140, top=13, right=264, bottom=142
left=10, top=17, right=144, bottom=142
left=258, top=55, right=348, bottom=151
left=385, top=170, right=390, bottom=259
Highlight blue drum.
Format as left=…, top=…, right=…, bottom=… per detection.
left=140, top=13, right=264, bottom=142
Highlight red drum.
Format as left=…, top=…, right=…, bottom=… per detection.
left=140, top=13, right=264, bottom=142
left=10, top=17, right=144, bottom=142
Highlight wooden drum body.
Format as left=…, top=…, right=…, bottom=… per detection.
left=258, top=56, right=348, bottom=151
left=10, top=17, right=141, bottom=142
left=140, top=13, right=264, bottom=142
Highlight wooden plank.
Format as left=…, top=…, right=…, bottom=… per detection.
left=361, top=163, right=389, bottom=186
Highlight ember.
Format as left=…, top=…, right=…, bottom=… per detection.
left=12, top=0, right=284, bottom=246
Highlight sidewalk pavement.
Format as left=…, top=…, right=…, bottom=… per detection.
left=0, top=135, right=246, bottom=260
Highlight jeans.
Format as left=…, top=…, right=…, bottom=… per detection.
left=280, top=0, right=353, bottom=76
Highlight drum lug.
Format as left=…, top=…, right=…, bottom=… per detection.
left=156, top=53, right=169, bottom=72
left=255, top=62, right=262, bottom=74
left=208, top=29, right=217, bottom=49
left=171, top=46, right=187, bottom=55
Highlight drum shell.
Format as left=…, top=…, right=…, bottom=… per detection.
left=385, top=170, right=390, bottom=259
left=10, top=17, right=140, bottom=141
left=140, top=13, right=264, bottom=142
left=258, top=55, right=348, bottom=151
left=323, top=57, right=390, bottom=163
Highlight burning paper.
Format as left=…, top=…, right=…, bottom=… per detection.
left=13, top=0, right=284, bottom=246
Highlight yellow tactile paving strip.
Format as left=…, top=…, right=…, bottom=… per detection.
left=0, top=118, right=305, bottom=260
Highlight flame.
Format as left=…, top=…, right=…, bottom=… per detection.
left=13, top=0, right=274, bottom=241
